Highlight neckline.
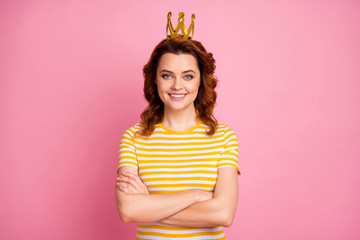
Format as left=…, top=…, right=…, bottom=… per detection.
left=159, top=120, right=202, bottom=134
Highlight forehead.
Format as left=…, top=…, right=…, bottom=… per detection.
left=157, top=53, right=199, bottom=72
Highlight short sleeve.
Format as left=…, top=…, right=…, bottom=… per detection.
left=117, top=128, right=138, bottom=173
left=218, top=126, right=241, bottom=175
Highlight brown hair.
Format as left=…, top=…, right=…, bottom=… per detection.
left=140, top=36, right=218, bottom=136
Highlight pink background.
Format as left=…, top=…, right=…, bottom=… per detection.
left=1, top=0, right=360, bottom=239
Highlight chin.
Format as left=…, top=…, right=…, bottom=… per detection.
left=167, top=103, right=194, bottom=112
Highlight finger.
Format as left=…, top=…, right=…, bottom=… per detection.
left=124, top=183, right=137, bottom=193
left=121, top=171, right=131, bottom=176
left=132, top=174, right=145, bottom=186
left=117, top=182, right=127, bottom=191
left=119, top=177, right=147, bottom=194
left=122, top=172, right=144, bottom=187
left=120, top=181, right=138, bottom=193
left=130, top=176, right=149, bottom=193
left=121, top=173, right=141, bottom=189
left=118, top=183, right=134, bottom=193
left=133, top=178, right=148, bottom=193
left=118, top=181, right=139, bottom=193
left=122, top=171, right=139, bottom=178
left=120, top=185, right=130, bottom=193
left=116, top=177, right=123, bottom=183
left=129, top=177, right=141, bottom=189
left=117, top=176, right=129, bottom=183
left=117, top=176, right=134, bottom=185
left=120, top=172, right=148, bottom=193
left=118, top=181, right=131, bottom=188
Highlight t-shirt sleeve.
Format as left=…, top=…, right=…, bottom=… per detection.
left=218, top=126, right=241, bottom=175
left=117, top=128, right=138, bottom=173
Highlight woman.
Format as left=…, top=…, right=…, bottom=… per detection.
left=115, top=14, right=240, bottom=240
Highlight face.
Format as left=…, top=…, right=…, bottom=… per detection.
left=156, top=53, right=201, bottom=113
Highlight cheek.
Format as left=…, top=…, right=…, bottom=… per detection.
left=156, top=81, right=171, bottom=101
left=189, top=80, right=201, bottom=94
left=157, top=88, right=166, bottom=104
left=157, top=83, right=168, bottom=94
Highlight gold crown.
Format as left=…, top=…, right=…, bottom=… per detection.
left=166, top=12, right=195, bottom=40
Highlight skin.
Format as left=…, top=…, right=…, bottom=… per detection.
left=156, top=53, right=201, bottom=131
left=115, top=53, right=239, bottom=227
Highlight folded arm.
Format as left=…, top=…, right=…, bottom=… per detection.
left=159, top=167, right=239, bottom=227
left=115, top=166, right=212, bottom=223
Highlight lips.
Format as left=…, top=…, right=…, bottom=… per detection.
left=168, top=93, right=187, bottom=100
left=169, top=93, right=187, bottom=98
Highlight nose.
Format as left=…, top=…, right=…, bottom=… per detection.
left=171, top=77, right=183, bottom=90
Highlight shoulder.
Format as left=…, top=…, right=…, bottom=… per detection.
left=216, top=123, right=238, bottom=142
left=216, top=123, right=237, bottom=135
left=197, top=121, right=237, bottom=137
left=121, top=123, right=144, bottom=138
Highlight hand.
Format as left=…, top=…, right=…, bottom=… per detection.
left=116, top=171, right=149, bottom=194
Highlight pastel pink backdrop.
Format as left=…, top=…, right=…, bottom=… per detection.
left=1, top=0, right=359, bottom=239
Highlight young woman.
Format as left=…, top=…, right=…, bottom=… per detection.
left=115, top=27, right=240, bottom=239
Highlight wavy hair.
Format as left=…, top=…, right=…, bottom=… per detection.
left=140, top=36, right=218, bottom=136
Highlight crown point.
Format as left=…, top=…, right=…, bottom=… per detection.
left=166, top=11, right=195, bottom=40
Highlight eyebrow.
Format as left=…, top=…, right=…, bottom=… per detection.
left=160, top=69, right=196, bottom=74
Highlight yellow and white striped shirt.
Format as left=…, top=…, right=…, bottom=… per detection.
left=117, top=121, right=240, bottom=240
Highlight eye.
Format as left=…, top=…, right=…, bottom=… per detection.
left=162, top=74, right=172, bottom=79
left=184, top=75, right=194, bottom=80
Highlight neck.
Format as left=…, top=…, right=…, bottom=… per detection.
left=162, top=105, right=199, bottom=132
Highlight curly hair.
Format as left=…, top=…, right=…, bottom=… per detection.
left=140, top=36, right=218, bottom=136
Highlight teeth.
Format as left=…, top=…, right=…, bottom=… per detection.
left=170, top=94, right=186, bottom=98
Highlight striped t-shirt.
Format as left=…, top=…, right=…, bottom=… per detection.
left=117, top=120, right=240, bottom=240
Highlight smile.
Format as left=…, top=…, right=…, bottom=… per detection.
left=168, top=93, right=187, bottom=100
left=169, top=93, right=187, bottom=97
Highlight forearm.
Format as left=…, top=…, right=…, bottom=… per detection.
left=116, top=188, right=204, bottom=223
left=159, top=197, right=232, bottom=227
left=160, top=168, right=239, bottom=228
